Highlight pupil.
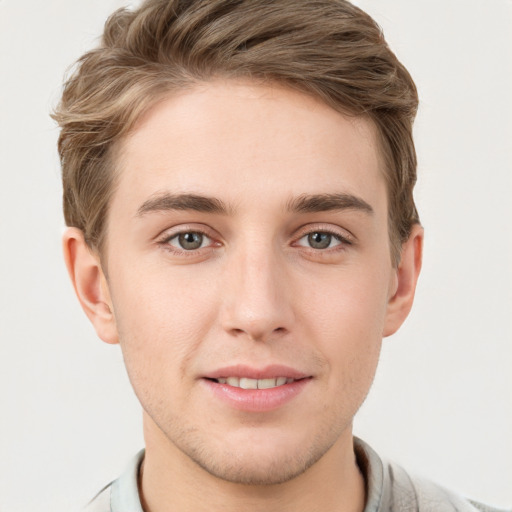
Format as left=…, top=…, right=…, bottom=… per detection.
left=308, top=232, right=331, bottom=249
left=179, top=232, right=203, bottom=250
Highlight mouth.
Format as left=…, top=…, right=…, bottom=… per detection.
left=208, top=376, right=301, bottom=389
left=202, top=365, right=311, bottom=412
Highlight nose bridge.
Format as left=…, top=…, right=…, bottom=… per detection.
left=221, top=237, right=292, bottom=340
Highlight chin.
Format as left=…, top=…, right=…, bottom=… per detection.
left=188, top=445, right=323, bottom=485
left=171, top=426, right=338, bottom=486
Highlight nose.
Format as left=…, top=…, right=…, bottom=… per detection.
left=220, top=244, right=295, bottom=343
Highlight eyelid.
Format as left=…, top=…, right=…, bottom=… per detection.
left=293, top=223, right=355, bottom=245
left=156, top=223, right=217, bottom=241
left=156, top=224, right=221, bottom=253
left=295, top=233, right=341, bottom=249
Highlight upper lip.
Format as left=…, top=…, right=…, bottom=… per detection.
left=203, top=364, right=310, bottom=380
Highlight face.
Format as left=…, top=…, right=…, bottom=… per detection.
left=96, top=81, right=405, bottom=484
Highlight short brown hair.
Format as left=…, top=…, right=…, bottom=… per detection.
left=53, top=0, right=419, bottom=265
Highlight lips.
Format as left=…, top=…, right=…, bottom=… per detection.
left=202, top=364, right=311, bottom=412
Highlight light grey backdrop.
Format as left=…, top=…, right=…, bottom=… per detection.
left=0, top=1, right=510, bottom=511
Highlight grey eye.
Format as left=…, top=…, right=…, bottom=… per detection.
left=295, top=231, right=343, bottom=250
left=170, top=232, right=207, bottom=250
left=307, top=232, right=333, bottom=249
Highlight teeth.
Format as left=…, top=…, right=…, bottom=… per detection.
left=216, top=377, right=294, bottom=389
left=240, top=378, right=258, bottom=389
left=258, top=378, right=279, bottom=389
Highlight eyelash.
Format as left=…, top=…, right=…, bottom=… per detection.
left=156, top=226, right=353, bottom=255
left=294, top=228, right=353, bottom=251
left=156, top=226, right=218, bottom=257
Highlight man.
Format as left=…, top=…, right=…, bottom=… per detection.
left=53, top=1, right=505, bottom=511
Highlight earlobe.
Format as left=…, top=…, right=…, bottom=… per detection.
left=383, top=224, right=424, bottom=337
left=63, top=227, right=119, bottom=344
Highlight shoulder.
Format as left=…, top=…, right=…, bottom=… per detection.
left=354, top=437, right=509, bottom=512
left=81, top=449, right=145, bottom=512
left=389, top=463, right=507, bottom=512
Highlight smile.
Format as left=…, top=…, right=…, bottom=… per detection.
left=204, top=374, right=310, bottom=412
left=215, top=377, right=296, bottom=389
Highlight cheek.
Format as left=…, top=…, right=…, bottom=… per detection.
left=299, top=266, right=389, bottom=382
left=302, top=263, right=390, bottom=335
left=108, top=264, right=221, bottom=376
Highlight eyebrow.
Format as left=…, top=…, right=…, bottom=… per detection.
left=136, top=191, right=374, bottom=217
left=137, top=193, right=230, bottom=216
left=286, top=193, right=374, bottom=215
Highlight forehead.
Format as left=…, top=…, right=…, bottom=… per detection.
left=113, top=80, right=386, bottom=218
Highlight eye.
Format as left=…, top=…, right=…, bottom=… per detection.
left=167, top=231, right=212, bottom=251
left=297, top=231, right=344, bottom=250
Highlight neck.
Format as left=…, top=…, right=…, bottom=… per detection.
left=139, top=415, right=366, bottom=512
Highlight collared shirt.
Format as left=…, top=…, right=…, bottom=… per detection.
left=84, top=438, right=508, bottom=512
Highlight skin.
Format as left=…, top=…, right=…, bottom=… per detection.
left=64, top=81, right=423, bottom=512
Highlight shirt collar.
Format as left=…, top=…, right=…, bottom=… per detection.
left=110, top=440, right=385, bottom=512
left=111, top=449, right=145, bottom=512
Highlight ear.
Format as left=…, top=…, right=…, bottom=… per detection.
left=63, top=227, right=119, bottom=344
left=383, top=224, right=424, bottom=337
